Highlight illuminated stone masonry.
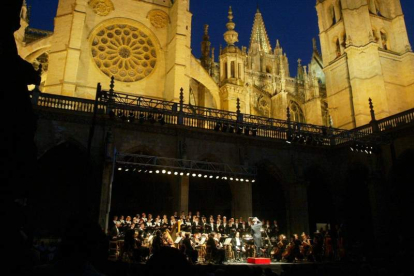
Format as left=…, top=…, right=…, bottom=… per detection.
left=91, top=23, right=158, bottom=82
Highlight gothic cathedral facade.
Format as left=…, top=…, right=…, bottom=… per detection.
left=16, top=0, right=414, bottom=129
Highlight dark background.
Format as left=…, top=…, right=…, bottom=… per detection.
left=26, top=0, right=414, bottom=76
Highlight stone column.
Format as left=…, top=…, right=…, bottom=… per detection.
left=172, top=176, right=189, bottom=213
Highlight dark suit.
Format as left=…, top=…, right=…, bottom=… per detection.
left=251, top=220, right=263, bottom=256
left=183, top=237, right=198, bottom=263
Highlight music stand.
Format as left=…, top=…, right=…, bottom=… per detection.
left=223, top=238, right=232, bottom=245
left=174, top=237, right=182, bottom=244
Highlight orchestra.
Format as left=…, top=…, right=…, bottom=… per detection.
left=109, top=212, right=345, bottom=264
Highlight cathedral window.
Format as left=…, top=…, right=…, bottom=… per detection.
left=290, top=102, right=306, bottom=123
left=90, top=22, right=157, bottom=82
left=238, top=63, right=242, bottom=78
left=224, top=62, right=228, bottom=79
left=231, top=61, right=235, bottom=78
left=329, top=5, right=337, bottom=26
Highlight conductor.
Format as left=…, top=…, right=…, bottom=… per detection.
left=249, top=217, right=263, bottom=257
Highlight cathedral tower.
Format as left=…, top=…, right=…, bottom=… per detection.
left=219, top=7, right=247, bottom=112
left=316, top=0, right=414, bottom=129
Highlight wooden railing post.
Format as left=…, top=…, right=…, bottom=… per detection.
left=287, top=107, right=292, bottom=141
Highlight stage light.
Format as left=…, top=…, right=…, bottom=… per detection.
left=198, top=174, right=202, bottom=177
left=230, top=177, right=234, bottom=181
left=149, top=170, right=153, bottom=174
left=139, top=113, right=145, bottom=123
left=252, top=180, right=256, bottom=183
left=138, top=169, right=142, bottom=173
left=209, top=175, right=213, bottom=179
left=186, top=172, right=190, bottom=176
left=192, top=173, right=196, bottom=177
left=162, top=170, right=166, bottom=174
left=118, top=167, right=122, bottom=171
left=204, top=175, right=208, bottom=178
left=240, top=179, right=244, bottom=182
left=157, top=114, right=165, bottom=125
left=167, top=171, right=172, bottom=175
left=156, top=170, right=160, bottom=174
left=132, top=168, right=136, bottom=172
left=216, top=176, right=220, bottom=179
left=214, top=122, right=221, bottom=131
left=246, top=179, right=249, bottom=182
left=144, top=170, right=148, bottom=173
left=174, top=172, right=178, bottom=175
left=180, top=172, right=184, bottom=176
left=125, top=168, right=129, bottom=172
left=236, top=178, right=239, bottom=181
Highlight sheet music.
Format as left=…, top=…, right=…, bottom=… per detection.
left=174, top=237, right=182, bottom=244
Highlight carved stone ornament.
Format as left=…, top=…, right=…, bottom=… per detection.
left=147, top=10, right=169, bottom=29
left=91, top=21, right=158, bottom=82
left=89, top=0, right=115, bottom=16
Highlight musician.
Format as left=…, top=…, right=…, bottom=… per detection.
left=222, top=217, right=228, bottom=235
left=232, top=231, right=246, bottom=261
left=138, top=223, right=146, bottom=240
left=206, top=217, right=215, bottom=233
left=301, top=232, right=312, bottom=261
left=111, top=215, right=119, bottom=229
left=196, top=211, right=201, bottom=218
left=239, top=221, right=250, bottom=235
left=110, top=221, right=122, bottom=240
left=151, top=230, right=163, bottom=255
left=235, top=219, right=240, bottom=230
left=119, top=215, right=125, bottom=225
left=141, top=213, right=147, bottom=222
left=147, top=214, right=153, bottom=225
left=249, top=217, right=263, bottom=257
left=207, top=232, right=225, bottom=264
left=273, top=234, right=287, bottom=261
left=264, top=220, right=272, bottom=236
left=169, top=216, right=176, bottom=231
left=292, top=234, right=302, bottom=262
left=217, top=219, right=224, bottom=234
left=183, top=232, right=198, bottom=263
left=192, top=216, right=202, bottom=234
left=228, top=218, right=236, bottom=235
left=173, top=211, right=179, bottom=220
left=125, top=216, right=132, bottom=226
left=153, top=217, right=161, bottom=231
left=201, top=216, right=208, bottom=233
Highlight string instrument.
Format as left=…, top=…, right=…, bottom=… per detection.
left=163, top=229, right=174, bottom=247
left=282, top=242, right=294, bottom=259
left=273, top=240, right=284, bottom=256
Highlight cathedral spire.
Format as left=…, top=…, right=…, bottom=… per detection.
left=223, top=6, right=239, bottom=46
left=249, top=8, right=272, bottom=53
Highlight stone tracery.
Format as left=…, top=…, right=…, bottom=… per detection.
left=91, top=23, right=157, bottom=82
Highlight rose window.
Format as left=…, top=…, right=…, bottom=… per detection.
left=91, top=24, right=157, bottom=82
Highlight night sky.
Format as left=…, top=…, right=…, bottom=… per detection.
left=26, top=0, right=414, bottom=76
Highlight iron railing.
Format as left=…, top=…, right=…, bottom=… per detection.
left=31, top=87, right=414, bottom=147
